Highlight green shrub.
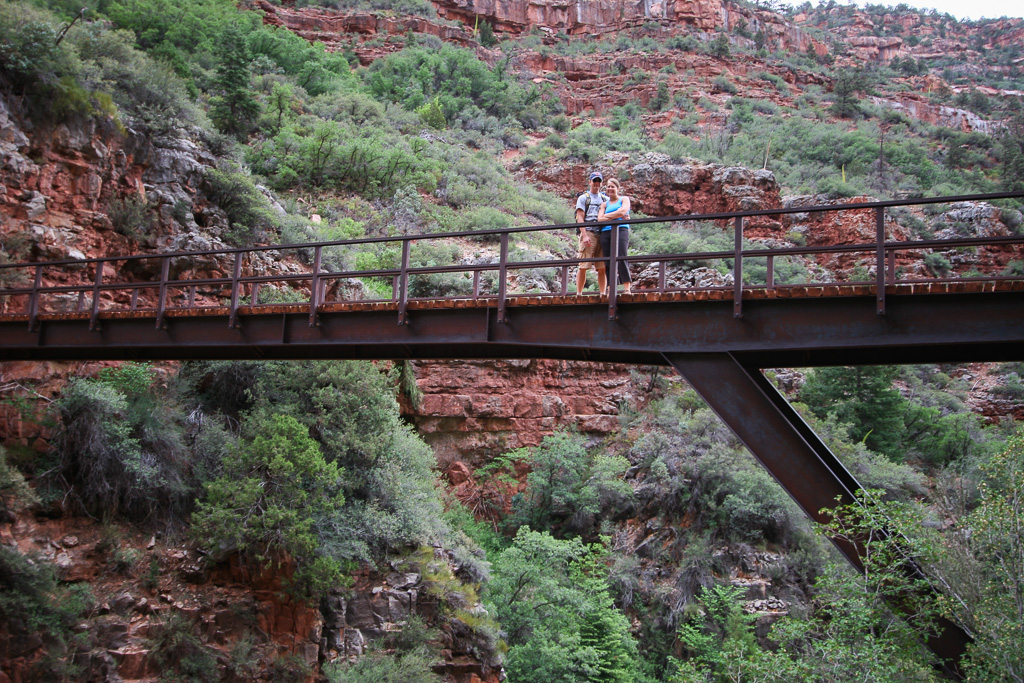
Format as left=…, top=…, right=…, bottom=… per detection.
left=0, top=545, right=93, bottom=679
left=650, top=81, right=671, bottom=111
left=709, top=33, right=730, bottom=58
left=208, top=24, right=260, bottom=138
left=323, top=647, right=441, bottom=683
left=992, top=362, right=1024, bottom=399
left=248, top=117, right=438, bottom=199
left=417, top=96, right=446, bottom=129
left=477, top=18, right=497, bottom=47
left=226, top=632, right=260, bottom=679
left=207, top=361, right=449, bottom=565
left=711, top=75, right=737, bottom=94
left=800, top=366, right=905, bottom=458
left=453, top=206, right=514, bottom=234
left=0, top=4, right=73, bottom=93
left=666, top=35, right=698, bottom=52
left=507, top=430, right=633, bottom=538
left=54, top=373, right=190, bottom=526
left=830, top=69, right=868, bottom=119
left=924, top=251, right=952, bottom=276
left=149, top=611, right=219, bottom=683
left=656, top=132, right=697, bottom=161
left=0, top=445, right=38, bottom=518
left=269, top=653, right=313, bottom=683
left=107, top=192, right=151, bottom=238
left=817, top=176, right=861, bottom=197
left=488, top=529, right=641, bottom=683
left=69, top=24, right=201, bottom=136
left=203, top=162, right=280, bottom=245
left=191, top=413, right=345, bottom=600
left=367, top=44, right=555, bottom=129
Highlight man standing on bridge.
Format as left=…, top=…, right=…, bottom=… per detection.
left=575, top=171, right=608, bottom=296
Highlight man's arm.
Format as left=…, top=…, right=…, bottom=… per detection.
left=576, top=207, right=593, bottom=243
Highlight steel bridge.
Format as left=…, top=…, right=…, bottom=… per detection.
left=3, top=191, right=1024, bottom=671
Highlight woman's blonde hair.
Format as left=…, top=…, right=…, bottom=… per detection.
left=605, top=178, right=622, bottom=192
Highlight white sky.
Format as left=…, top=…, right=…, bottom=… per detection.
left=849, top=0, right=1022, bottom=21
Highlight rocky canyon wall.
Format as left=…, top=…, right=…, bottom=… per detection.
left=432, top=0, right=726, bottom=34
left=403, top=359, right=653, bottom=469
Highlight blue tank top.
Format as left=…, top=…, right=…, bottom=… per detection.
left=601, top=198, right=630, bottom=232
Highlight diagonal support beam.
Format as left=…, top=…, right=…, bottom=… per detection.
left=663, top=351, right=971, bottom=673
left=664, top=352, right=864, bottom=565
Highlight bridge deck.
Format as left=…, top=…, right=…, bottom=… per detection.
left=3, top=279, right=1022, bottom=324
left=2, top=281, right=1021, bottom=368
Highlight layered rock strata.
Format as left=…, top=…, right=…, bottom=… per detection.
left=403, top=358, right=649, bottom=468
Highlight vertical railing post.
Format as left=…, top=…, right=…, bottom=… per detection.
left=733, top=216, right=743, bottom=318
left=560, top=265, right=568, bottom=296
left=888, top=249, right=896, bottom=288
left=27, top=265, right=42, bottom=332
left=398, top=239, right=410, bottom=325
left=658, top=261, right=666, bottom=293
left=251, top=283, right=261, bottom=306
left=473, top=270, right=481, bottom=299
left=228, top=252, right=242, bottom=329
left=155, top=256, right=170, bottom=330
left=767, top=254, right=775, bottom=289
left=187, top=286, right=197, bottom=309
left=309, top=245, right=322, bottom=327
left=89, top=259, right=104, bottom=331
left=876, top=207, right=886, bottom=315
left=497, top=232, right=509, bottom=324
left=608, top=224, right=619, bottom=320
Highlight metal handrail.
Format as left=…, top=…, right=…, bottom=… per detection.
left=1, top=191, right=1021, bottom=329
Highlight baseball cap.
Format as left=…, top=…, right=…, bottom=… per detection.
left=589, top=171, right=603, bottom=181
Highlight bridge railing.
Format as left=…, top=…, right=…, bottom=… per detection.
left=0, top=191, right=1022, bottom=329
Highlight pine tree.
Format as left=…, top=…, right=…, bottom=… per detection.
left=800, top=365, right=906, bottom=457
left=209, top=24, right=260, bottom=138
left=830, top=69, right=867, bottom=119
left=999, top=111, right=1024, bottom=193
left=710, top=32, right=730, bottom=58
left=417, top=96, right=446, bottom=129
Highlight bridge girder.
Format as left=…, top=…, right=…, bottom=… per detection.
left=0, top=291, right=1020, bottom=364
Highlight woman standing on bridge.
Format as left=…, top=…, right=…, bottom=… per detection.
left=597, top=178, right=632, bottom=295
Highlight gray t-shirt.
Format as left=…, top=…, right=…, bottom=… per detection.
left=575, top=191, right=608, bottom=227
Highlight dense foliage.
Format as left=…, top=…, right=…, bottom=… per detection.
left=487, top=529, right=642, bottom=683
left=191, top=413, right=346, bottom=599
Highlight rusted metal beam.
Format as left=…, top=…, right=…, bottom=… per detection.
left=497, top=233, right=509, bottom=324
left=877, top=207, right=886, bottom=315
left=89, top=262, right=104, bottom=331
left=662, top=352, right=971, bottom=673
left=665, top=353, right=863, bottom=555
left=2, top=291, right=1021, bottom=364
left=228, top=252, right=242, bottom=329
left=309, top=245, right=322, bottom=328
left=733, top=216, right=743, bottom=318
left=398, top=239, right=411, bottom=326
left=27, top=265, right=42, bottom=332
left=155, top=257, right=170, bottom=331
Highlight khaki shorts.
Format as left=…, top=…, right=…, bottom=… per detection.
left=577, top=232, right=605, bottom=271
